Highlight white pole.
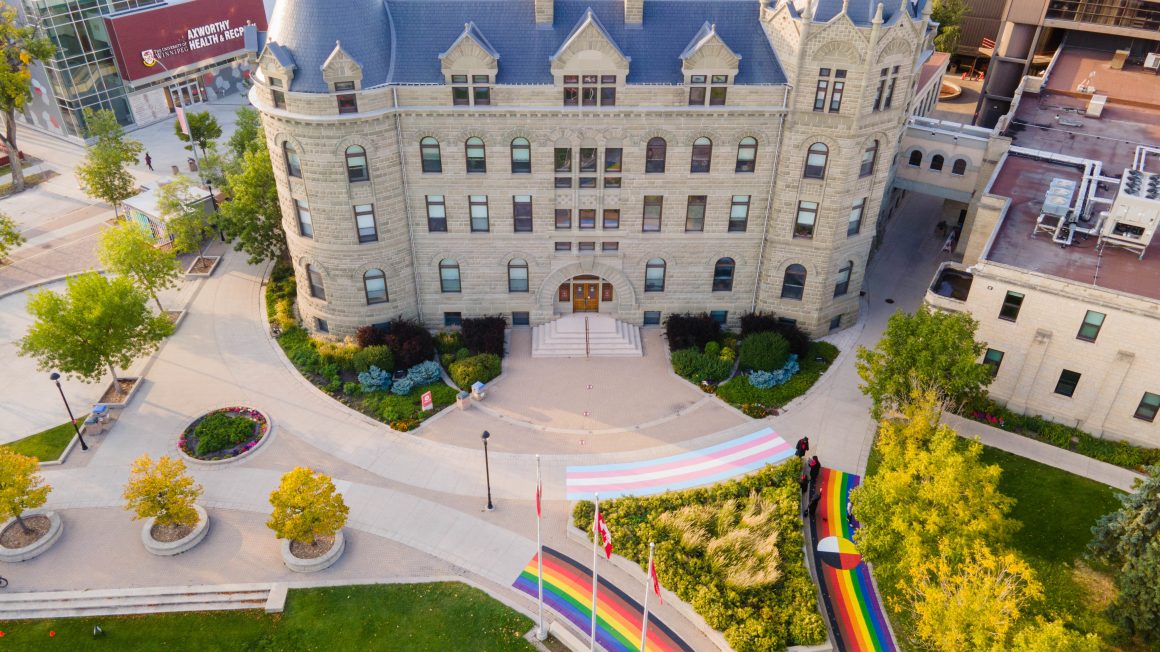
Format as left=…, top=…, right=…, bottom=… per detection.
left=640, top=542, right=653, bottom=652
left=591, top=493, right=600, bottom=652
left=536, top=455, right=547, bottom=641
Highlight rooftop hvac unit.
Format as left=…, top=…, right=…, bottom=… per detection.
left=1042, top=178, right=1076, bottom=218
left=1086, top=94, right=1107, bottom=118
left=1098, top=168, right=1160, bottom=259
left=1145, top=53, right=1160, bottom=70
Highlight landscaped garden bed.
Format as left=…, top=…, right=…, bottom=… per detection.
left=185, top=255, right=220, bottom=277
left=178, top=407, right=269, bottom=462
left=573, top=458, right=826, bottom=652
left=98, top=376, right=141, bottom=406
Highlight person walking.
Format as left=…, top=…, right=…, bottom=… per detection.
left=798, top=473, right=810, bottom=494
left=794, top=436, right=809, bottom=458
left=144, top=152, right=153, bottom=171
left=808, top=455, right=821, bottom=486
left=806, top=489, right=822, bottom=519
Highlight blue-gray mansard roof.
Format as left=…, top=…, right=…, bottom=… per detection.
left=267, top=0, right=792, bottom=92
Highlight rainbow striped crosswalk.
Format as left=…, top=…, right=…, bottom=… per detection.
left=566, top=428, right=792, bottom=500
left=512, top=547, right=692, bottom=652
left=810, top=468, right=897, bottom=652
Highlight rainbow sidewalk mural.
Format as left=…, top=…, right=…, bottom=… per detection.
left=809, top=467, right=897, bottom=652
left=566, top=427, right=792, bottom=500
left=512, top=546, right=693, bottom=652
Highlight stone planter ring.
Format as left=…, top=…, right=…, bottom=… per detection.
left=281, top=529, right=346, bottom=573
left=141, top=504, right=210, bottom=556
left=0, top=509, right=63, bottom=563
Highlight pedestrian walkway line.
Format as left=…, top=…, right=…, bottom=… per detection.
left=512, top=547, right=692, bottom=652
left=565, top=428, right=791, bottom=499
left=809, top=468, right=896, bottom=652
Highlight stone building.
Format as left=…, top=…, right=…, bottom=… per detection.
left=252, top=0, right=936, bottom=338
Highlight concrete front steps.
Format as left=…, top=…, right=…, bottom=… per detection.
left=0, top=583, right=275, bottom=620
left=532, top=314, right=642, bottom=358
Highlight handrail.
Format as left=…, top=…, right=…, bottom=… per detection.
left=584, top=316, right=590, bottom=358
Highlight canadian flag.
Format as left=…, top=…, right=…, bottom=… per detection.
left=595, top=511, right=613, bottom=559
left=649, top=556, right=663, bottom=604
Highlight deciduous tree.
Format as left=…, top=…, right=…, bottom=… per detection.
left=1089, top=466, right=1160, bottom=639
left=75, top=109, right=143, bottom=217
left=174, top=110, right=221, bottom=155
left=1009, top=618, right=1103, bottom=652
left=156, top=175, right=213, bottom=259
left=0, top=8, right=54, bottom=194
left=0, top=211, right=24, bottom=262
left=0, top=448, right=51, bottom=533
left=122, top=454, right=203, bottom=528
left=19, top=272, right=173, bottom=383
left=856, top=306, right=993, bottom=419
left=218, top=133, right=285, bottom=264
left=932, top=0, right=970, bottom=54
left=226, top=106, right=262, bottom=160
left=267, top=467, right=348, bottom=545
left=97, top=221, right=181, bottom=312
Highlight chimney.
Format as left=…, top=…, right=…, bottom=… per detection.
left=535, top=0, right=553, bottom=26
left=625, top=0, right=643, bottom=26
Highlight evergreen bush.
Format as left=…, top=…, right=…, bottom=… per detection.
left=390, top=377, right=414, bottom=396
left=353, top=345, right=394, bottom=373
left=357, top=365, right=391, bottom=393
left=739, top=331, right=791, bottom=371
left=449, top=353, right=501, bottom=389
left=406, top=360, right=442, bottom=385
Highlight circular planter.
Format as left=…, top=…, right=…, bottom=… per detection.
left=0, top=509, right=63, bottom=563
left=141, top=504, right=209, bottom=556
left=178, top=406, right=274, bottom=466
left=281, top=529, right=345, bottom=573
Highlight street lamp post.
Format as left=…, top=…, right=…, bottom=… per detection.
left=49, top=372, right=87, bottom=451
left=481, top=430, right=494, bottom=512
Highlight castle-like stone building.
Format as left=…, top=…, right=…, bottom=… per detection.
left=254, top=0, right=935, bottom=337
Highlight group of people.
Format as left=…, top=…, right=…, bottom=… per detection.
left=794, top=436, right=856, bottom=529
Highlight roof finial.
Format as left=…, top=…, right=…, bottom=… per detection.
left=841, top=0, right=849, bottom=15
left=465, top=22, right=470, bottom=31
left=711, top=22, right=716, bottom=32
left=872, top=2, right=885, bottom=24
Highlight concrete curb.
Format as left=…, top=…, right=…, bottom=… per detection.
left=141, top=505, right=210, bottom=556
left=0, top=510, right=63, bottom=563
left=37, top=423, right=87, bottom=467
left=0, top=269, right=104, bottom=302
left=280, top=529, right=346, bottom=573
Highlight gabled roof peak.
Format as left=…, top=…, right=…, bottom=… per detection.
left=551, top=6, right=629, bottom=63
left=440, top=21, right=501, bottom=61
left=680, top=21, right=740, bottom=62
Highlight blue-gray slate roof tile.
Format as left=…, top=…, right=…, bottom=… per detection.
left=267, top=0, right=392, bottom=92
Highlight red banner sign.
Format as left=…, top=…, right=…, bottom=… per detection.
left=105, top=0, right=267, bottom=82
left=421, top=391, right=434, bottom=412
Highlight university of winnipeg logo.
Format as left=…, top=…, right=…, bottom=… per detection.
left=141, top=50, right=156, bottom=67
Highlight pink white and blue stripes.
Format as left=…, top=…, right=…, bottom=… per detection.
left=566, top=428, right=793, bottom=500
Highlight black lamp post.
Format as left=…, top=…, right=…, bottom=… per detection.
left=49, top=372, right=87, bottom=451
left=481, top=430, right=494, bottom=512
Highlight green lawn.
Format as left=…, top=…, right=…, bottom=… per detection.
left=2, top=419, right=82, bottom=462
left=2, top=583, right=537, bottom=651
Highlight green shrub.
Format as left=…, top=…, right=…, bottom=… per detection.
left=391, top=378, right=415, bottom=395
left=434, top=330, right=464, bottom=355
left=704, top=341, right=721, bottom=356
left=738, top=331, right=791, bottom=372
left=279, top=328, right=322, bottom=374
left=317, top=340, right=359, bottom=372
left=342, top=382, right=361, bottom=396
left=718, top=342, right=839, bottom=411
left=193, top=412, right=255, bottom=456
left=455, top=347, right=471, bottom=362
left=671, top=347, right=732, bottom=383
left=423, top=382, right=459, bottom=406
left=449, top=353, right=501, bottom=389
left=353, top=345, right=394, bottom=373
left=440, top=353, right=455, bottom=369
left=378, top=395, right=416, bottom=422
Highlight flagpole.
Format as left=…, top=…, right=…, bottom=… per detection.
left=640, top=542, right=653, bottom=652
left=591, top=493, right=600, bottom=652
left=536, top=455, right=547, bottom=641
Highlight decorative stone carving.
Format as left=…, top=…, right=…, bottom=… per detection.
left=321, top=41, right=363, bottom=89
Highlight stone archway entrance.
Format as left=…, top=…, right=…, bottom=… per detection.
left=559, top=274, right=613, bottom=313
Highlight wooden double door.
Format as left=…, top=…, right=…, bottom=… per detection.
left=573, top=282, right=600, bottom=312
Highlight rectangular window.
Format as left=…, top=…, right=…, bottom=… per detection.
left=307, top=266, right=325, bottom=300
left=643, top=311, right=661, bottom=326
left=602, top=209, right=620, bottom=230
left=555, top=209, right=571, bottom=230
left=999, top=291, right=1024, bottom=322
left=354, top=204, right=377, bottom=243
left=513, top=195, right=533, bottom=232
left=601, top=86, right=616, bottom=106
left=578, top=177, right=597, bottom=188
left=604, top=148, right=622, bottom=173
left=643, top=196, right=663, bottom=232
left=334, top=81, right=355, bottom=92
left=451, top=75, right=468, bottom=83
left=578, top=209, right=596, bottom=230
left=426, top=195, right=447, bottom=232
left=315, top=317, right=329, bottom=333
left=601, top=241, right=619, bottom=252
left=603, top=177, right=622, bottom=188
left=473, top=86, right=491, bottom=105
left=813, top=79, right=828, bottom=111
left=873, top=69, right=887, bottom=111
left=833, top=264, right=852, bottom=297
left=829, top=315, right=843, bottom=331
left=579, top=148, right=597, bottom=172
left=688, top=86, right=706, bottom=105
left=729, top=195, right=750, bottom=232
left=555, top=177, right=572, bottom=188
left=848, top=198, right=865, bottom=237
left=601, top=283, right=613, bottom=301
left=555, top=148, right=571, bottom=172
left=559, top=283, right=571, bottom=301
left=444, top=312, right=462, bottom=327
left=337, top=94, right=357, bottom=114
left=578, top=241, right=595, bottom=252
left=794, top=201, right=817, bottom=239
left=709, top=310, right=728, bottom=325
left=709, top=86, right=727, bottom=105
left=1076, top=310, right=1105, bottom=342
left=829, top=81, right=844, bottom=112
left=271, top=89, right=286, bottom=109
left=563, top=86, right=578, bottom=105
left=512, top=311, right=530, bottom=326
left=469, top=195, right=489, bottom=232
left=1135, top=392, right=1160, bottom=422
left=295, top=199, right=313, bottom=238
left=711, top=75, right=728, bottom=84
left=472, top=74, right=490, bottom=83
left=582, top=87, right=598, bottom=106
left=685, top=195, right=707, bottom=232
left=1054, top=369, right=1081, bottom=397
left=555, top=242, right=572, bottom=252
left=983, top=348, right=1004, bottom=376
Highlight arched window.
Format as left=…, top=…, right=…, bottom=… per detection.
left=930, top=154, right=944, bottom=172
left=508, top=258, right=529, bottom=292
left=363, top=268, right=388, bottom=304
left=439, top=259, right=461, bottom=293
left=465, top=137, right=486, bottom=173
left=345, top=145, right=368, bottom=182
left=908, top=150, right=922, bottom=167
left=691, top=137, right=712, bottom=173
left=645, top=137, right=667, bottom=173
left=834, top=261, right=853, bottom=297
left=283, top=142, right=301, bottom=178
left=420, top=137, right=442, bottom=173
left=951, top=158, right=967, bottom=176
left=511, top=137, right=531, bottom=174
left=644, top=258, right=666, bottom=292
left=736, top=137, right=757, bottom=173
left=860, top=140, right=878, bottom=178
left=781, top=264, right=806, bottom=300
left=712, top=258, right=735, bottom=292
left=803, top=143, right=828, bottom=179
left=305, top=264, right=325, bottom=300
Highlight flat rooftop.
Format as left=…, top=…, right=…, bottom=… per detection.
left=1044, top=47, right=1160, bottom=109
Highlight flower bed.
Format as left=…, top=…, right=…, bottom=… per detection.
left=179, top=407, right=269, bottom=461
left=716, top=342, right=839, bottom=417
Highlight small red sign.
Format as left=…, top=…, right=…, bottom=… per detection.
left=420, top=391, right=433, bottom=412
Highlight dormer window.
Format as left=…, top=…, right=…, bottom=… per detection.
left=334, top=81, right=355, bottom=92
left=269, top=77, right=286, bottom=109
left=337, top=88, right=357, bottom=114
left=452, top=75, right=491, bottom=106
left=688, top=75, right=728, bottom=106
left=563, top=75, right=616, bottom=106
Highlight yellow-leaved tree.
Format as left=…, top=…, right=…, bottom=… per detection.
left=0, top=448, right=51, bottom=533
left=122, top=454, right=203, bottom=528
left=267, top=467, right=348, bottom=545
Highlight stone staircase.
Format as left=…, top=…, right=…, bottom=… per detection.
left=0, top=583, right=275, bottom=620
left=532, top=314, right=642, bottom=358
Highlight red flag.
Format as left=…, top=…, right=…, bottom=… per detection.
left=596, top=511, right=613, bottom=559
left=536, top=480, right=542, bottom=518
left=649, top=557, right=662, bottom=604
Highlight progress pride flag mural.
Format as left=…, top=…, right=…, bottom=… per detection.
left=105, top=0, right=267, bottom=82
